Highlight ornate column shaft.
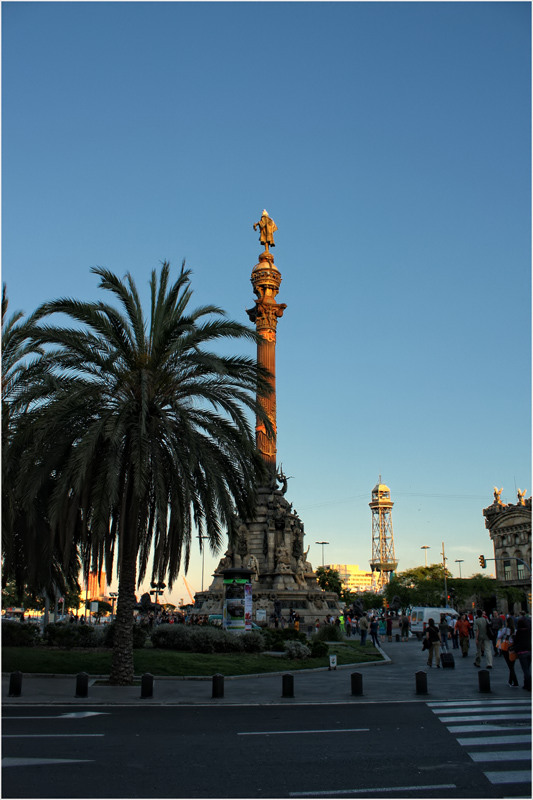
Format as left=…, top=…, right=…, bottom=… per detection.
left=247, top=212, right=286, bottom=469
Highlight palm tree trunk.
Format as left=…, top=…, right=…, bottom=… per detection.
left=109, top=538, right=137, bottom=685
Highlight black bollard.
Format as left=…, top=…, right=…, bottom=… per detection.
left=141, top=672, right=154, bottom=699
left=478, top=669, right=491, bottom=693
left=351, top=672, right=363, bottom=696
left=75, top=671, right=89, bottom=698
left=212, top=673, right=224, bottom=698
left=9, top=671, right=23, bottom=697
left=415, top=670, right=428, bottom=695
left=395, top=633, right=400, bottom=642
left=282, top=673, right=294, bottom=698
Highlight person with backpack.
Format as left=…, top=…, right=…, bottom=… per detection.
left=473, top=609, right=493, bottom=669
left=425, top=618, right=441, bottom=668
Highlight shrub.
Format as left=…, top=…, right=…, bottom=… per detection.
left=2, top=621, right=41, bottom=647
left=284, top=640, right=311, bottom=659
left=261, top=627, right=307, bottom=651
left=103, top=622, right=148, bottom=649
left=44, top=623, right=98, bottom=648
left=310, top=640, right=329, bottom=658
left=239, top=631, right=265, bottom=653
left=151, top=624, right=265, bottom=654
left=314, top=623, right=343, bottom=642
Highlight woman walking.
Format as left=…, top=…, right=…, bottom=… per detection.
left=426, top=618, right=441, bottom=668
left=497, top=616, right=519, bottom=687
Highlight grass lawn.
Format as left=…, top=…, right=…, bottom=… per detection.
left=2, top=641, right=382, bottom=677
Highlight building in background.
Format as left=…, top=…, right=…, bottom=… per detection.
left=327, top=563, right=378, bottom=594
left=483, top=488, right=532, bottom=612
left=86, top=570, right=107, bottom=600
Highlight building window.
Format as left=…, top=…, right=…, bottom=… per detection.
left=517, top=561, right=525, bottom=580
left=503, top=560, right=512, bottom=581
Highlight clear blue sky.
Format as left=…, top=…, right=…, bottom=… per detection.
left=3, top=1, right=531, bottom=605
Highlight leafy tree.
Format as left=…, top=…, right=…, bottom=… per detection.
left=315, top=567, right=342, bottom=596
left=355, top=591, right=383, bottom=612
left=19, top=262, right=272, bottom=684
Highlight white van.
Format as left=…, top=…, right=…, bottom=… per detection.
left=409, top=607, right=459, bottom=639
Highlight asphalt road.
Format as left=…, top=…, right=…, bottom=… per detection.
left=2, top=699, right=531, bottom=798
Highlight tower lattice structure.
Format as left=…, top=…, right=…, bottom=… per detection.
left=369, top=478, right=398, bottom=589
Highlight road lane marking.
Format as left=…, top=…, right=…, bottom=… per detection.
left=468, top=750, right=531, bottom=762
left=3, top=734, right=104, bottom=738
left=238, top=728, right=370, bottom=736
left=440, top=713, right=531, bottom=723
left=290, top=784, right=457, bottom=796
left=483, top=770, right=532, bottom=785
left=435, top=706, right=530, bottom=715
left=448, top=724, right=531, bottom=733
left=457, top=734, right=531, bottom=745
left=3, top=757, right=95, bottom=767
left=428, top=701, right=529, bottom=707
left=3, top=712, right=109, bottom=720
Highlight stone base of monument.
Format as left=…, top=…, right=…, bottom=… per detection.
left=192, top=479, right=342, bottom=626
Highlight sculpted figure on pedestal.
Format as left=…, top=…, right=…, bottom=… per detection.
left=493, top=487, right=504, bottom=506
left=253, top=210, right=277, bottom=250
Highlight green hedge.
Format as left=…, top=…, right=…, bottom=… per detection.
left=310, top=640, right=329, bottom=657
left=44, top=623, right=101, bottom=648
left=2, top=621, right=41, bottom=647
left=261, top=627, right=307, bottom=651
left=150, top=624, right=264, bottom=653
left=314, top=623, right=343, bottom=642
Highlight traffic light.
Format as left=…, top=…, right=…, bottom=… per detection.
left=479, top=555, right=486, bottom=569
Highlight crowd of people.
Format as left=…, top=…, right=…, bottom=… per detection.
left=423, top=609, right=531, bottom=691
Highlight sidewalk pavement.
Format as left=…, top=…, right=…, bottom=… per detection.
left=2, top=636, right=524, bottom=707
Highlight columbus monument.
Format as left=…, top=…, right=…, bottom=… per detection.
left=194, top=212, right=340, bottom=624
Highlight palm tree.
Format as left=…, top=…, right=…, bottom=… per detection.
left=22, top=262, right=271, bottom=683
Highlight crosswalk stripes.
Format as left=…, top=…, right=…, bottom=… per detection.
left=427, top=699, right=531, bottom=789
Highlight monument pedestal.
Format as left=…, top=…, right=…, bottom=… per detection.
left=194, top=476, right=341, bottom=625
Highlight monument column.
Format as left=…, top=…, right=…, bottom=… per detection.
left=247, top=210, right=286, bottom=470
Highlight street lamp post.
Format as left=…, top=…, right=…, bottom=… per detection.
left=150, top=581, right=166, bottom=610
left=421, top=545, right=430, bottom=568
left=197, top=535, right=210, bottom=592
left=441, top=542, right=448, bottom=607
left=454, top=559, right=464, bottom=579
left=315, top=541, right=329, bottom=568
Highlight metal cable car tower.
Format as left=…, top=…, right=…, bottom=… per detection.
left=369, top=477, right=398, bottom=589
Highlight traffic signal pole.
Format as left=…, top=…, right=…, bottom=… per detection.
left=478, top=555, right=531, bottom=574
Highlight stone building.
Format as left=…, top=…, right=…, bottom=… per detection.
left=483, top=487, right=531, bottom=611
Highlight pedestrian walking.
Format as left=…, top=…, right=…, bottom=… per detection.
left=438, top=615, right=449, bottom=651
left=456, top=613, right=470, bottom=657
left=369, top=616, right=380, bottom=647
left=400, top=613, right=410, bottom=641
left=473, top=609, right=493, bottom=669
left=386, top=614, right=393, bottom=642
left=359, top=613, right=369, bottom=646
left=425, top=618, right=441, bottom=668
left=513, top=617, right=531, bottom=691
left=497, top=616, right=519, bottom=687
left=489, top=610, right=503, bottom=656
